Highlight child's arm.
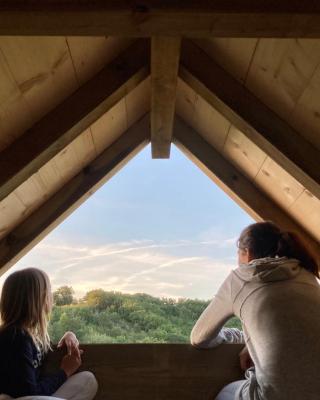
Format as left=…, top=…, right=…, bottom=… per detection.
left=14, top=336, right=67, bottom=397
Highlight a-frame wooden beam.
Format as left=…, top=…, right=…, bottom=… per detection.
left=151, top=36, right=181, bottom=158
left=179, top=40, right=320, bottom=202
left=0, top=39, right=149, bottom=202
left=0, top=115, right=150, bottom=275
left=174, top=117, right=320, bottom=257
left=1, top=1, right=320, bottom=37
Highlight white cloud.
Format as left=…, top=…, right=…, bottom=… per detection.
left=0, top=236, right=236, bottom=300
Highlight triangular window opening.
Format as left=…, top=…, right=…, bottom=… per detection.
left=0, top=144, right=253, bottom=343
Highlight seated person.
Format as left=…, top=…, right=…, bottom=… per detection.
left=191, top=221, right=320, bottom=400
left=0, top=268, right=98, bottom=400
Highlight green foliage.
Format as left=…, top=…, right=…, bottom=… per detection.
left=49, top=287, right=242, bottom=344
left=83, top=289, right=123, bottom=311
left=53, top=286, right=74, bottom=306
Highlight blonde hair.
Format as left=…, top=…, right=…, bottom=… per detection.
left=0, top=268, right=52, bottom=353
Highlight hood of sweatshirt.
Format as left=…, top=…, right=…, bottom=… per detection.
left=234, top=257, right=301, bottom=283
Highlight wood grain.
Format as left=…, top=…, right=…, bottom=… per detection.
left=1, top=1, right=320, bottom=37
left=245, top=39, right=320, bottom=122
left=0, top=116, right=150, bottom=275
left=66, top=36, right=133, bottom=85
left=193, top=38, right=258, bottom=84
left=290, top=190, right=320, bottom=243
left=43, top=343, right=244, bottom=400
left=0, top=36, right=78, bottom=121
left=174, top=117, right=320, bottom=256
left=0, top=39, right=149, bottom=202
left=179, top=40, right=320, bottom=201
left=223, top=125, right=267, bottom=181
left=151, top=36, right=181, bottom=158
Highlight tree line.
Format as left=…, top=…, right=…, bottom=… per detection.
left=49, top=286, right=241, bottom=344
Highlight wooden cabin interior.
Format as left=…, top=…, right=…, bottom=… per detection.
left=0, top=1, right=319, bottom=399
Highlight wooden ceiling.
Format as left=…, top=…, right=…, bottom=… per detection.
left=0, top=2, right=319, bottom=273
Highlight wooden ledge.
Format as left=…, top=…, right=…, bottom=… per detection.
left=44, top=343, right=244, bottom=400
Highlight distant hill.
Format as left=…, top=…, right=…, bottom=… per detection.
left=49, top=289, right=241, bottom=344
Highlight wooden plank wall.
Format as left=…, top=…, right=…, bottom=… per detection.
left=0, top=36, right=132, bottom=151
left=179, top=40, right=320, bottom=206
left=174, top=117, right=320, bottom=256
left=176, top=78, right=320, bottom=242
left=0, top=116, right=150, bottom=273
left=194, top=38, right=320, bottom=151
left=0, top=35, right=319, bottom=265
left=43, top=344, right=244, bottom=400
left=0, top=78, right=150, bottom=242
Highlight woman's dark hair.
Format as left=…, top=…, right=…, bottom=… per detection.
left=238, top=221, right=319, bottom=278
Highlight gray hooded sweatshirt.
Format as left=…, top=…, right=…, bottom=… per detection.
left=190, top=257, right=320, bottom=400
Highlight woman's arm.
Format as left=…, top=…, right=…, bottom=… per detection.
left=191, top=272, right=244, bottom=348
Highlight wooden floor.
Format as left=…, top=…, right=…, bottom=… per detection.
left=44, top=344, right=244, bottom=400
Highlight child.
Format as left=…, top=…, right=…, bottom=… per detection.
left=0, top=268, right=98, bottom=400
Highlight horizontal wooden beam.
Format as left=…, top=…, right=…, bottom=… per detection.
left=0, top=116, right=150, bottom=275
left=44, top=344, right=244, bottom=400
left=1, top=1, right=320, bottom=37
left=174, top=117, right=320, bottom=257
left=151, top=36, right=181, bottom=158
left=0, top=39, right=149, bottom=202
left=179, top=40, right=320, bottom=202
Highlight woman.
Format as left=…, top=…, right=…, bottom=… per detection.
left=191, top=221, right=320, bottom=400
left=0, top=267, right=98, bottom=400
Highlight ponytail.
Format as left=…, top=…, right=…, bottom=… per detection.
left=277, top=231, right=319, bottom=278
left=238, top=222, right=319, bottom=278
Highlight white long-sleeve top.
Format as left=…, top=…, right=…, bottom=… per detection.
left=191, top=257, right=320, bottom=400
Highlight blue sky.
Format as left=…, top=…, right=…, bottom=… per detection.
left=1, top=144, right=253, bottom=300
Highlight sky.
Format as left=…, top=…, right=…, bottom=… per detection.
left=0, top=144, right=253, bottom=300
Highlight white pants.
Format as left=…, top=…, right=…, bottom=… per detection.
left=215, top=380, right=246, bottom=400
left=0, top=371, right=98, bottom=400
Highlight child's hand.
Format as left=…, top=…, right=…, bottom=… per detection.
left=57, top=331, right=80, bottom=358
left=60, top=347, right=83, bottom=377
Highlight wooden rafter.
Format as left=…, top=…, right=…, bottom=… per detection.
left=174, top=117, right=320, bottom=256
left=151, top=36, right=181, bottom=158
left=1, top=1, right=320, bottom=37
left=0, top=116, right=150, bottom=274
left=0, top=39, right=149, bottom=202
left=179, top=40, right=320, bottom=201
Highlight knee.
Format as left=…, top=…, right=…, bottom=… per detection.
left=79, top=371, right=98, bottom=399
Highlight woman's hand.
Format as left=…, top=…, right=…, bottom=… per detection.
left=239, top=345, right=254, bottom=371
left=60, top=347, right=83, bottom=377
left=58, top=331, right=81, bottom=358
